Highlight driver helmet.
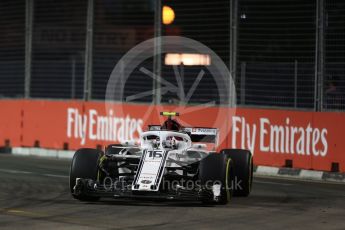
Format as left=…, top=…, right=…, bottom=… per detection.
left=161, top=118, right=181, bottom=131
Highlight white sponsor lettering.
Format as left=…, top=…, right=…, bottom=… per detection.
left=232, top=116, right=256, bottom=154
left=231, top=116, right=328, bottom=157
left=67, top=108, right=143, bottom=145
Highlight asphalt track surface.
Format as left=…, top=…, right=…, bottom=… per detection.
left=0, top=155, right=344, bottom=230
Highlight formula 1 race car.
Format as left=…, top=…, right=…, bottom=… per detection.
left=70, top=112, right=253, bottom=204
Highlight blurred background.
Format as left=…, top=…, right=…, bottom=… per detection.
left=0, top=0, right=344, bottom=110
left=0, top=3, right=345, bottom=228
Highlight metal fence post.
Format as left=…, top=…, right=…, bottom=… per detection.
left=230, top=0, right=238, bottom=88
left=314, top=0, right=325, bottom=111
left=240, top=62, right=246, bottom=105
left=83, top=0, right=94, bottom=101
left=25, top=0, right=33, bottom=98
left=153, top=0, right=162, bottom=105
left=314, top=0, right=319, bottom=111
left=294, top=60, right=298, bottom=108
left=71, top=56, right=76, bottom=99
left=319, top=0, right=325, bottom=111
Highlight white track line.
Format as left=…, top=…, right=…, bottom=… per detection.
left=0, top=169, right=33, bottom=174
left=42, top=174, right=69, bottom=178
left=0, top=169, right=68, bottom=178
left=254, top=180, right=292, bottom=186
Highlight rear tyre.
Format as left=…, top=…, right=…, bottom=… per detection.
left=198, top=153, right=234, bottom=205
left=221, top=149, right=253, bottom=197
left=69, top=148, right=102, bottom=201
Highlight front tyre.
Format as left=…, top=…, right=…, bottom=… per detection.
left=69, top=148, right=102, bottom=201
left=221, top=149, right=253, bottom=197
left=198, top=153, right=234, bottom=205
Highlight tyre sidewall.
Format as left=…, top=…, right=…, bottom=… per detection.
left=221, top=149, right=253, bottom=197
left=198, top=153, right=233, bottom=204
left=69, top=148, right=102, bottom=200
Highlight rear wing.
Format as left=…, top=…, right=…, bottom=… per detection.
left=148, top=125, right=219, bottom=146
left=182, top=127, right=218, bottom=146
